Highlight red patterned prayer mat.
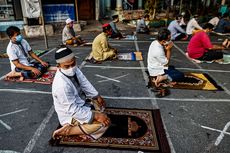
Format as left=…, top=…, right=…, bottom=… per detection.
left=51, top=108, right=170, bottom=152
left=5, top=67, right=56, bottom=85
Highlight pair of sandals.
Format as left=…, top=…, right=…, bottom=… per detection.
left=222, top=39, right=230, bottom=48
left=148, top=78, right=171, bottom=98
left=151, top=87, right=170, bottom=98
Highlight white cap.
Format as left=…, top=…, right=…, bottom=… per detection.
left=66, top=18, right=73, bottom=24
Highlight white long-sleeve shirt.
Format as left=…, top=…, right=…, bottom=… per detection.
left=168, top=20, right=186, bottom=40
left=62, top=25, right=76, bottom=44
left=147, top=40, right=168, bottom=76
left=209, top=17, right=220, bottom=27
left=186, top=18, right=203, bottom=35
left=52, top=68, right=98, bottom=126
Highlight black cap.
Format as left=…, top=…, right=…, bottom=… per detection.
left=112, top=14, right=119, bottom=19
left=55, top=47, right=75, bottom=63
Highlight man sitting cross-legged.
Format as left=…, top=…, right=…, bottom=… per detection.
left=187, top=23, right=229, bottom=63
left=62, top=18, right=85, bottom=46
left=109, top=14, right=125, bottom=39
left=52, top=46, right=110, bottom=140
left=5, top=26, right=49, bottom=80
left=147, top=28, right=185, bottom=88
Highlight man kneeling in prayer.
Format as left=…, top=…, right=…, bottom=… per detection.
left=52, top=46, right=110, bottom=140
left=88, top=23, right=117, bottom=63
left=147, top=28, right=184, bottom=88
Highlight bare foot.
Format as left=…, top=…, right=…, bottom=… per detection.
left=227, top=41, right=230, bottom=48
left=215, top=58, right=224, bottom=64
left=52, top=124, right=71, bottom=139
left=5, top=71, right=22, bottom=80
left=155, top=75, right=168, bottom=87
left=222, top=39, right=228, bottom=47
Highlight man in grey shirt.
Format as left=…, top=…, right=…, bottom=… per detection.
left=136, top=14, right=150, bottom=34
left=168, top=15, right=188, bottom=41
left=109, top=15, right=124, bottom=39
left=62, top=18, right=83, bottom=46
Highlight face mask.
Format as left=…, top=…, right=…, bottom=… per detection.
left=61, top=65, right=77, bottom=76
left=164, top=41, right=171, bottom=46
left=69, top=23, right=73, bottom=28
left=16, top=34, right=23, bottom=43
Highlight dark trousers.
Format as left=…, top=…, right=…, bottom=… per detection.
left=15, top=62, right=48, bottom=79
left=174, top=33, right=187, bottom=41
left=110, top=31, right=123, bottom=39
left=197, top=51, right=223, bottom=61
left=164, top=66, right=185, bottom=82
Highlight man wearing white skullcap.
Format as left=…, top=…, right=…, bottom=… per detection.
left=62, top=18, right=84, bottom=46
left=52, top=46, right=110, bottom=140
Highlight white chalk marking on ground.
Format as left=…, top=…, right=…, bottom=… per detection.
left=0, top=119, right=12, bottom=130
left=108, top=40, right=222, bottom=44
left=174, top=43, right=230, bottom=96
left=201, top=123, right=230, bottom=146
left=23, top=106, right=54, bottom=153
left=95, top=74, right=121, bottom=83
left=0, top=88, right=230, bottom=102
left=97, top=74, right=129, bottom=83
left=0, top=150, right=20, bottom=153
left=84, top=65, right=146, bottom=69
left=0, top=47, right=57, bottom=81
left=83, top=65, right=230, bottom=73
left=0, top=108, right=28, bottom=117
left=215, top=122, right=230, bottom=146
left=78, top=60, right=87, bottom=69
left=133, top=33, right=176, bottom=153
left=0, top=89, right=51, bottom=94
left=102, top=96, right=230, bottom=102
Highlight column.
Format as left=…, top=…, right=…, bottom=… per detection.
left=95, top=0, right=99, bottom=20
left=116, top=0, right=122, bottom=11
left=105, top=0, right=111, bottom=11
left=221, top=0, right=226, bottom=5
left=171, top=0, right=174, bottom=6
left=138, top=0, right=142, bottom=9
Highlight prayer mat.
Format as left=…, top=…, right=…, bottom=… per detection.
left=51, top=108, right=170, bottom=152
left=117, top=52, right=143, bottom=61
left=171, top=73, right=223, bottom=91
left=212, top=32, right=230, bottom=36
left=124, top=35, right=135, bottom=40
left=33, top=50, right=48, bottom=56
left=5, top=66, right=57, bottom=85
left=219, top=54, right=230, bottom=64
left=0, top=53, right=8, bottom=58
left=186, top=53, right=230, bottom=64
left=80, top=42, right=93, bottom=46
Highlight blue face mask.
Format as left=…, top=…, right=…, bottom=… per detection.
left=16, top=34, right=23, bottom=42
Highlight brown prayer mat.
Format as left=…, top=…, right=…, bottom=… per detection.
left=50, top=108, right=170, bottom=152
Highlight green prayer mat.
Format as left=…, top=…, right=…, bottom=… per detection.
left=33, top=50, right=48, bottom=56
left=0, top=50, right=48, bottom=58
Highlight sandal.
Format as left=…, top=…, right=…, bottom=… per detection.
left=222, top=39, right=228, bottom=47
left=155, top=88, right=170, bottom=98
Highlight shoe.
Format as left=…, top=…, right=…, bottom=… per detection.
left=222, top=39, right=228, bottom=48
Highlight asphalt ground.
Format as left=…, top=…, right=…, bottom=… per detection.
left=0, top=30, right=230, bottom=153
